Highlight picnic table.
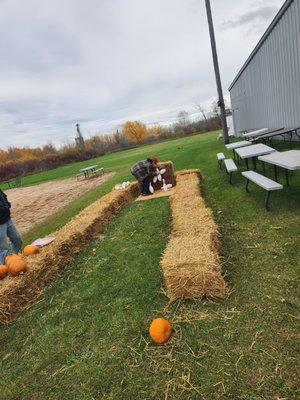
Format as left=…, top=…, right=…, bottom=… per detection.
left=235, top=143, right=276, bottom=170
left=246, top=127, right=284, bottom=141
left=225, top=140, right=252, bottom=150
left=243, top=128, right=268, bottom=140
left=78, top=165, right=98, bottom=179
left=255, top=127, right=300, bottom=144
left=225, top=140, right=252, bottom=161
left=4, top=176, right=22, bottom=189
left=258, top=150, right=300, bottom=185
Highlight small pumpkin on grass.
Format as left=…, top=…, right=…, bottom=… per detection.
left=5, top=254, right=22, bottom=268
left=149, top=318, right=172, bottom=345
left=23, top=245, right=39, bottom=256
left=0, top=265, right=8, bottom=280
left=8, top=258, right=27, bottom=276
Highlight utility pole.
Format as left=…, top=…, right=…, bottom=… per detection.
left=205, top=0, right=229, bottom=144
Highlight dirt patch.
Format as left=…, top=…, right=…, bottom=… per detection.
left=7, top=172, right=116, bottom=234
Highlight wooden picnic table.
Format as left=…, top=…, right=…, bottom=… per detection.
left=79, top=165, right=98, bottom=179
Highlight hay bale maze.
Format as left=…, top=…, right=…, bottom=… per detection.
left=0, top=183, right=140, bottom=323
left=0, top=162, right=225, bottom=322
left=161, top=169, right=226, bottom=301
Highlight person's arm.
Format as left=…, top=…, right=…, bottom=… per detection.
left=0, top=190, right=11, bottom=209
left=0, top=204, right=10, bottom=221
left=146, top=161, right=157, bottom=178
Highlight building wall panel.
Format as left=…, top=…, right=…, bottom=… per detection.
left=229, top=0, right=300, bottom=137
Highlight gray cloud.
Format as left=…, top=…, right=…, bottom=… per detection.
left=222, top=5, right=279, bottom=30
left=0, top=0, right=281, bottom=148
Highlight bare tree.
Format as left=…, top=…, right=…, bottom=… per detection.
left=177, top=110, right=190, bottom=129
left=60, top=138, right=74, bottom=150
left=42, top=142, right=57, bottom=154
left=113, top=129, right=128, bottom=149
left=195, top=103, right=209, bottom=131
left=211, top=100, right=221, bottom=120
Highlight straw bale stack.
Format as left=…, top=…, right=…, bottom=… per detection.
left=0, top=182, right=140, bottom=323
left=161, top=170, right=226, bottom=300
left=152, top=161, right=175, bottom=191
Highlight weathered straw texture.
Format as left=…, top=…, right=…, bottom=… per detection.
left=152, top=161, right=176, bottom=191
left=136, top=187, right=175, bottom=201
left=161, top=170, right=226, bottom=301
left=0, top=183, right=140, bottom=323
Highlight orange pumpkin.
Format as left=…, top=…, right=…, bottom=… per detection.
left=149, top=318, right=172, bottom=345
left=8, top=258, right=27, bottom=276
left=23, top=245, right=39, bottom=256
left=5, top=254, right=22, bottom=267
left=0, top=265, right=8, bottom=280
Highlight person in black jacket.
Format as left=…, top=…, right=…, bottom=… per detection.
left=0, top=189, right=22, bottom=254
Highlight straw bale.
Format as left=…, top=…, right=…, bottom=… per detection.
left=175, top=169, right=203, bottom=181
left=161, top=169, right=226, bottom=300
left=0, top=182, right=140, bottom=323
left=136, top=187, right=175, bottom=201
left=152, top=161, right=176, bottom=191
left=172, top=174, right=202, bottom=200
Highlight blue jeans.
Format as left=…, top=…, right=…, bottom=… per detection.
left=0, top=219, right=22, bottom=254
left=0, top=249, right=9, bottom=265
left=141, top=177, right=151, bottom=195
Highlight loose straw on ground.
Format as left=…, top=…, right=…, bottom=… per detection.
left=161, top=170, right=226, bottom=300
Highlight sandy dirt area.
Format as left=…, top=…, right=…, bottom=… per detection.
left=6, top=172, right=116, bottom=234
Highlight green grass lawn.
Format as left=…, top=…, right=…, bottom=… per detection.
left=0, top=132, right=299, bottom=399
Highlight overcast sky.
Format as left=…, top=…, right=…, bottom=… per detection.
left=0, top=0, right=283, bottom=149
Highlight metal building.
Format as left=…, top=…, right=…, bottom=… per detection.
left=229, top=0, right=300, bottom=137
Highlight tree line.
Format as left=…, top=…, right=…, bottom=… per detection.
left=0, top=109, right=223, bottom=182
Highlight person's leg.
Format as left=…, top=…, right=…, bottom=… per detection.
left=142, top=177, right=151, bottom=195
left=0, top=249, right=10, bottom=265
left=0, top=222, right=9, bottom=252
left=6, top=219, right=22, bottom=254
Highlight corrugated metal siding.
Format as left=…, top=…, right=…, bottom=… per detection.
left=230, top=0, right=300, bottom=136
